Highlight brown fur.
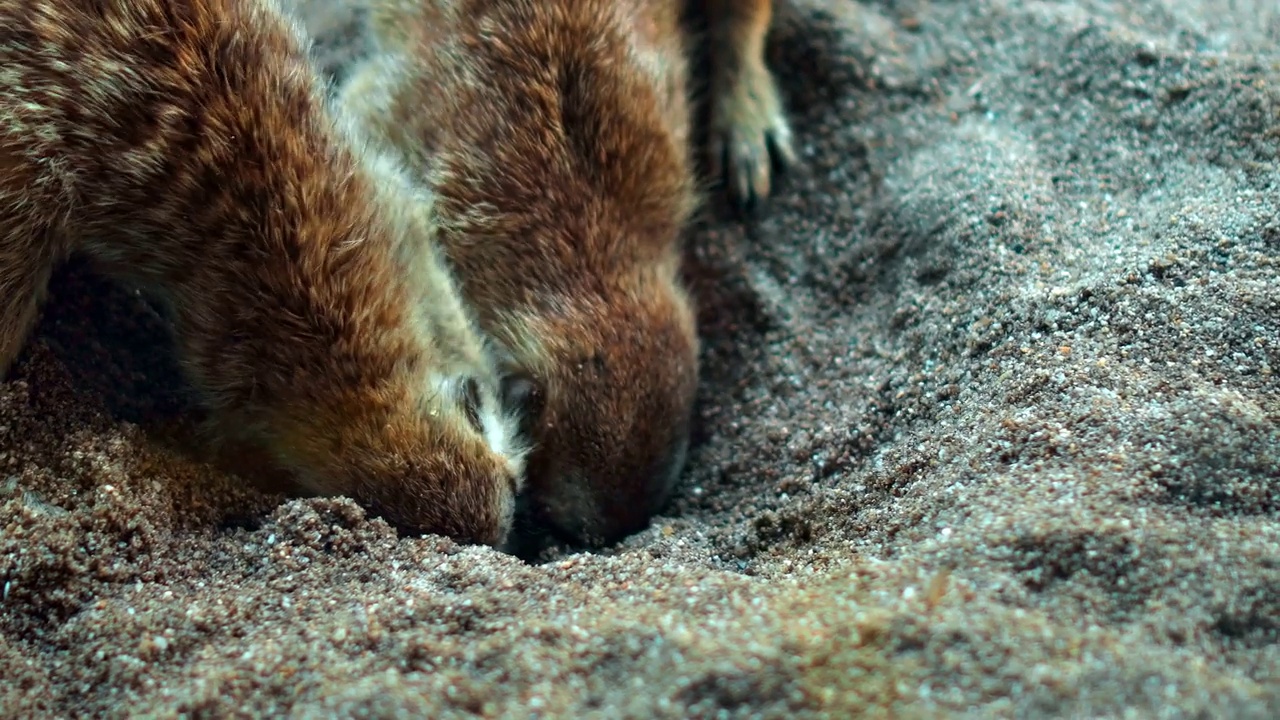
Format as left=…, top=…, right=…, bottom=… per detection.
left=340, top=0, right=702, bottom=546
left=706, top=0, right=796, bottom=210
left=0, top=0, right=528, bottom=546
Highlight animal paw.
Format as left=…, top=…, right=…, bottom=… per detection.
left=709, top=61, right=796, bottom=213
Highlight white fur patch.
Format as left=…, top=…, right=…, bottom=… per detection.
left=480, top=401, right=529, bottom=482
left=428, top=372, right=529, bottom=482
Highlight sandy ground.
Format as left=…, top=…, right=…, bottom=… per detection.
left=3, top=0, right=1279, bottom=717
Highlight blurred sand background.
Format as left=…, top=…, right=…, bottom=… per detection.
left=2, top=0, right=1278, bottom=716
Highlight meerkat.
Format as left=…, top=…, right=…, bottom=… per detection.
left=349, top=0, right=796, bottom=211
left=0, top=0, right=529, bottom=546
left=705, top=0, right=797, bottom=211
left=337, top=0, right=705, bottom=547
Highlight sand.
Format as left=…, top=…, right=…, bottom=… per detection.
left=2, top=0, right=1278, bottom=717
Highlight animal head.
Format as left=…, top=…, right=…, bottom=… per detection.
left=498, top=274, right=699, bottom=547
left=261, top=361, right=528, bottom=546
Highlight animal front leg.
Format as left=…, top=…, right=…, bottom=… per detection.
left=705, top=0, right=797, bottom=212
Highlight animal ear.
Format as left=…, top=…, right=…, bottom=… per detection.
left=460, top=376, right=483, bottom=433
left=500, top=370, right=543, bottom=420
left=500, top=370, right=547, bottom=445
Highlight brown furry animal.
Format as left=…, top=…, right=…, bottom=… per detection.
left=706, top=0, right=797, bottom=210
left=0, top=0, right=528, bottom=546
left=340, top=0, right=704, bottom=547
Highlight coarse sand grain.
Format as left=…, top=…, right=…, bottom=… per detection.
left=3, top=0, right=1279, bottom=717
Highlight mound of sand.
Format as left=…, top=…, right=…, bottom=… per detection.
left=2, top=0, right=1277, bottom=716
